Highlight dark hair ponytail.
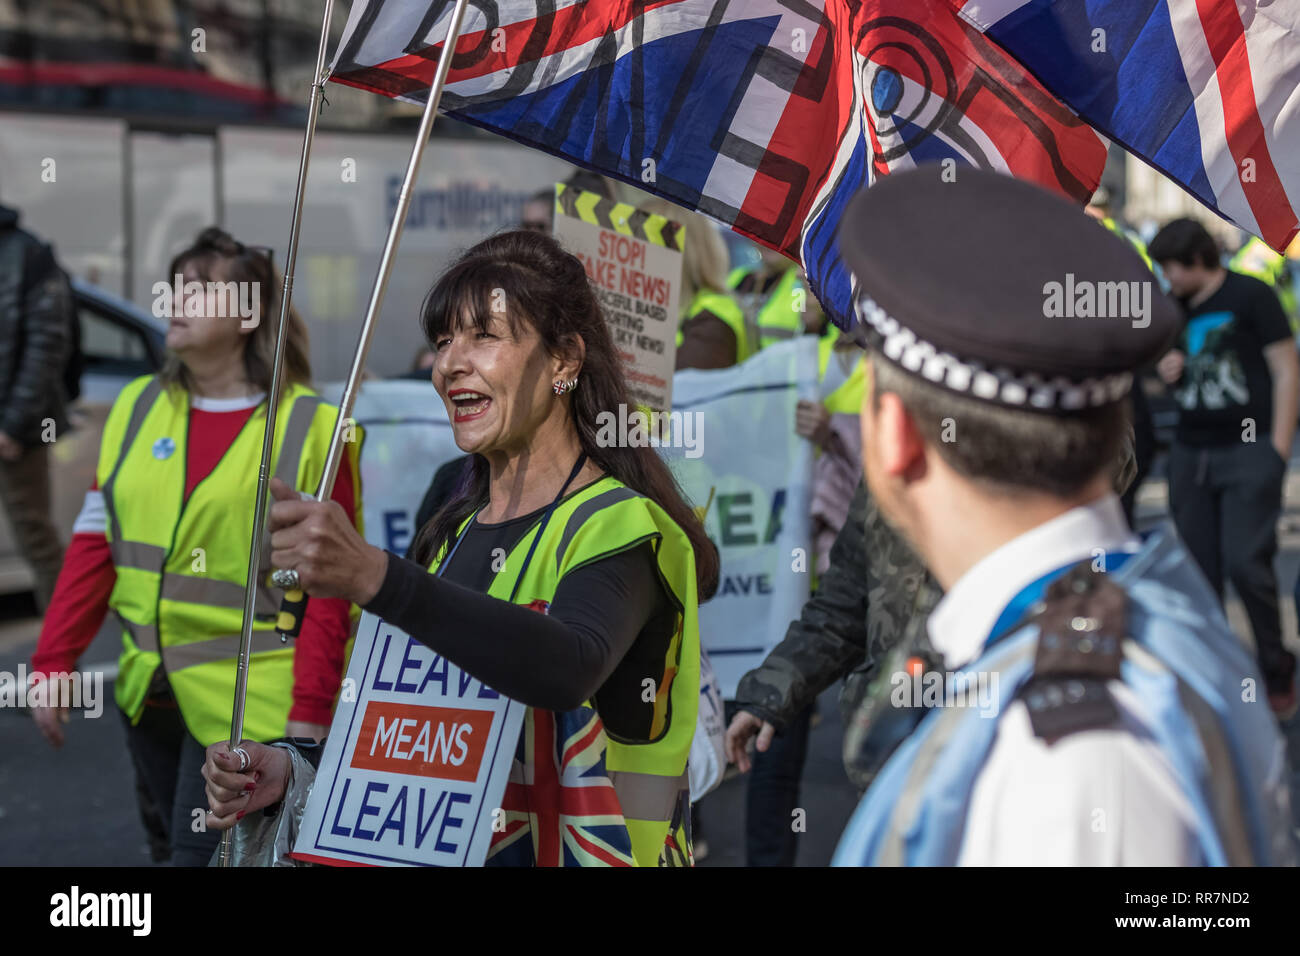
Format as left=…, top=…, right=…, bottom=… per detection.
left=409, top=230, right=720, bottom=600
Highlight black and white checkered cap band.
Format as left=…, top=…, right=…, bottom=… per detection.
left=854, top=294, right=1133, bottom=412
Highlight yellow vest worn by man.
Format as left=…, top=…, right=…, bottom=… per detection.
left=99, top=374, right=364, bottom=746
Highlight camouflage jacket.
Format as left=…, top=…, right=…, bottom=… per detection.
left=733, top=479, right=941, bottom=736
left=732, top=425, right=1137, bottom=777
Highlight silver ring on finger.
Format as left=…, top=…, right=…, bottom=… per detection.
left=271, top=568, right=301, bottom=590
left=233, top=746, right=250, bottom=772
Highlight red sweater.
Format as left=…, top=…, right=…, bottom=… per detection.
left=32, top=395, right=357, bottom=726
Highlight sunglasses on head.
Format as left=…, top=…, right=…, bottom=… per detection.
left=240, top=243, right=275, bottom=267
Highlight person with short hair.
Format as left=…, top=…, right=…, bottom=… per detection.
left=519, top=188, right=553, bottom=234
left=834, top=168, right=1293, bottom=866
left=1149, top=217, right=1299, bottom=718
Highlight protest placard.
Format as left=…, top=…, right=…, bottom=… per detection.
left=293, top=612, right=525, bottom=866
left=552, top=183, right=682, bottom=412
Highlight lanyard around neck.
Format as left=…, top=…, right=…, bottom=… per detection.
left=436, top=452, right=591, bottom=603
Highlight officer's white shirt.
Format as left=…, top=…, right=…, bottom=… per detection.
left=927, top=493, right=1202, bottom=865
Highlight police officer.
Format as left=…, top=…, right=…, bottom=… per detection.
left=833, top=168, right=1295, bottom=866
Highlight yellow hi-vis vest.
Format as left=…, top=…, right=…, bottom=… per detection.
left=675, top=287, right=751, bottom=365
left=818, top=333, right=868, bottom=415
left=98, top=374, right=364, bottom=746
left=430, top=475, right=701, bottom=867
left=1099, top=217, right=1155, bottom=273
left=729, top=264, right=835, bottom=357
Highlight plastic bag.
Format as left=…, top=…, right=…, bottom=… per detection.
left=207, top=743, right=318, bottom=867
left=688, top=648, right=727, bottom=802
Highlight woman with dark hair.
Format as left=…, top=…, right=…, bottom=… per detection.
left=202, top=230, right=719, bottom=867
left=30, top=227, right=364, bottom=865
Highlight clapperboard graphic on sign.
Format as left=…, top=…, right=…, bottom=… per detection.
left=552, top=183, right=684, bottom=413
left=293, top=612, right=525, bottom=866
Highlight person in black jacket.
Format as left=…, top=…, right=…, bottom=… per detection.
left=727, top=427, right=1138, bottom=793
left=0, top=204, right=73, bottom=612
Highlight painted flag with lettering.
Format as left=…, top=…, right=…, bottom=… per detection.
left=328, top=0, right=1108, bottom=329
left=952, top=0, right=1300, bottom=252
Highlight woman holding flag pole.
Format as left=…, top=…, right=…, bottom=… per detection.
left=203, top=230, right=719, bottom=866
left=196, top=0, right=714, bottom=866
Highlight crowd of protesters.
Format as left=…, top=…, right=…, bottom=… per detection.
left=6, top=167, right=1299, bottom=866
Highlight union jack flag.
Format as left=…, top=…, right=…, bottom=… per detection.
left=329, top=0, right=1108, bottom=331
left=486, top=704, right=640, bottom=867
left=953, top=0, right=1300, bottom=253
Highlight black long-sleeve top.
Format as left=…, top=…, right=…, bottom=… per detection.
left=363, top=492, right=676, bottom=738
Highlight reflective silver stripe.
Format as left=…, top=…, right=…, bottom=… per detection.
left=115, top=610, right=160, bottom=656
left=878, top=640, right=1038, bottom=866
left=102, top=377, right=165, bottom=544
left=109, top=539, right=167, bottom=573
left=1125, top=642, right=1256, bottom=865
left=608, top=769, right=689, bottom=822
left=162, top=630, right=290, bottom=673
left=757, top=325, right=798, bottom=341
left=161, top=573, right=278, bottom=616
left=554, top=485, right=639, bottom=571
left=274, top=393, right=324, bottom=487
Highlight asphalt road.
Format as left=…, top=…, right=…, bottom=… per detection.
left=0, top=595, right=152, bottom=865
left=2, top=468, right=1299, bottom=867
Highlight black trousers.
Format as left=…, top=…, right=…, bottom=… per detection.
left=1168, top=440, right=1297, bottom=694
left=723, top=700, right=813, bottom=867
left=119, top=699, right=222, bottom=867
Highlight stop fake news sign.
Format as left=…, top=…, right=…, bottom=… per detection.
left=293, top=612, right=525, bottom=866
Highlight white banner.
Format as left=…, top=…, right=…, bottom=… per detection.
left=292, top=611, right=525, bottom=867
left=661, top=338, right=819, bottom=698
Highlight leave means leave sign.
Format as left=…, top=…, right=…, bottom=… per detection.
left=293, top=612, right=525, bottom=866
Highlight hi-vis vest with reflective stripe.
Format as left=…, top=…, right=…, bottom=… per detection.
left=98, top=374, right=364, bottom=746
left=832, top=526, right=1296, bottom=866
left=728, top=264, right=832, bottom=356
left=431, top=475, right=701, bottom=867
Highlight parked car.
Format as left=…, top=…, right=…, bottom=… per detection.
left=0, top=279, right=166, bottom=597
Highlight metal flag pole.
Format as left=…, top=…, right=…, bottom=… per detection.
left=271, top=0, right=472, bottom=634
left=217, top=0, right=472, bottom=866
left=217, top=0, right=337, bottom=868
